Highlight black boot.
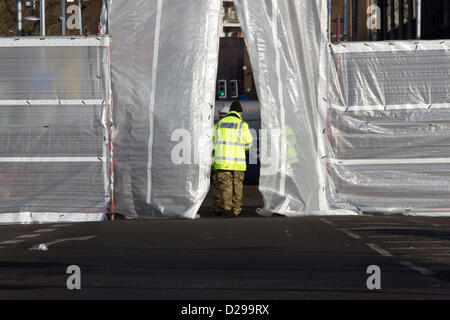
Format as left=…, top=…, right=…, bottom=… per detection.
left=223, top=210, right=234, bottom=218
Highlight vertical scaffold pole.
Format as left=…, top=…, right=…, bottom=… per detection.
left=328, top=0, right=332, bottom=41
left=416, top=0, right=422, bottom=39
left=40, top=0, right=45, bottom=36
left=61, top=0, right=66, bottom=36
left=17, top=0, right=23, bottom=36
left=78, top=0, right=83, bottom=35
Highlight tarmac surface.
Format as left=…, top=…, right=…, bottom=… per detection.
left=0, top=210, right=450, bottom=299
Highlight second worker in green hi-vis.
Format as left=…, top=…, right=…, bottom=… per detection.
left=212, top=101, right=253, bottom=218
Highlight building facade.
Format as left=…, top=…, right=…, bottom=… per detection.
left=217, top=0, right=257, bottom=100
left=330, top=0, right=450, bottom=42
left=0, top=0, right=102, bottom=37
left=420, top=0, right=450, bottom=39
left=220, top=0, right=243, bottom=38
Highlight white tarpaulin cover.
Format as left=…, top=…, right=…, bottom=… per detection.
left=110, top=0, right=450, bottom=218
left=234, top=0, right=331, bottom=216
left=327, top=41, right=450, bottom=215
left=0, top=37, right=111, bottom=224
left=110, top=0, right=221, bottom=218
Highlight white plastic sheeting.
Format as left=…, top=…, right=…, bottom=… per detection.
left=234, top=0, right=331, bottom=216
left=0, top=37, right=111, bottom=224
left=110, top=1, right=450, bottom=218
left=327, top=41, right=450, bottom=215
left=110, top=0, right=221, bottom=218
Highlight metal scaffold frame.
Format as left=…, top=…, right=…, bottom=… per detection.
left=0, top=36, right=112, bottom=224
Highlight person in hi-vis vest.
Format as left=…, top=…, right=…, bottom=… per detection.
left=212, top=105, right=230, bottom=216
left=212, top=101, right=253, bottom=218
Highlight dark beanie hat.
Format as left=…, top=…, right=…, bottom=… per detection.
left=230, top=100, right=243, bottom=113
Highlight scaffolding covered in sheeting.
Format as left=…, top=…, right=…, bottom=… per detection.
left=1, top=1, right=450, bottom=223
left=327, top=41, right=450, bottom=215
left=234, top=0, right=331, bottom=216
left=110, top=0, right=221, bottom=218
left=109, top=0, right=450, bottom=218
left=0, top=37, right=111, bottom=224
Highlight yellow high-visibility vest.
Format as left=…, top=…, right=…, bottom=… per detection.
left=213, top=111, right=253, bottom=171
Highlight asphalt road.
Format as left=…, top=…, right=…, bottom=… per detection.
left=0, top=213, right=449, bottom=300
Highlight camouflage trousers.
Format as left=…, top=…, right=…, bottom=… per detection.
left=212, top=170, right=245, bottom=216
